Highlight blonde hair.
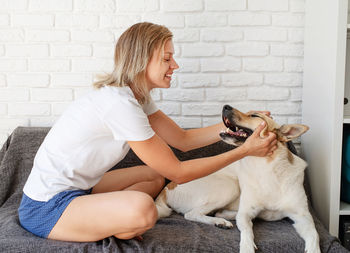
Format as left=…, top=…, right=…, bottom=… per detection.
left=93, top=22, right=173, bottom=104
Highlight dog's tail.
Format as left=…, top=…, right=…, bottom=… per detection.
left=155, top=189, right=172, bottom=219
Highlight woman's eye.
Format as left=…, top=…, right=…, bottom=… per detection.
left=164, top=59, right=170, bottom=62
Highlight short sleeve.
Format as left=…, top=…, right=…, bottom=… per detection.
left=103, top=97, right=155, bottom=141
left=142, top=98, right=159, bottom=116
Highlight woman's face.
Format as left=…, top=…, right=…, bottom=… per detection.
left=146, top=39, right=179, bottom=90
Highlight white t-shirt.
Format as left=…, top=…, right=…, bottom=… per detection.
left=23, top=86, right=158, bottom=201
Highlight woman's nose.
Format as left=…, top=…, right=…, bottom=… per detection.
left=171, top=59, right=179, bottom=70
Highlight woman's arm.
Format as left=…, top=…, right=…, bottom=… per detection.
left=128, top=121, right=277, bottom=184
left=148, top=110, right=225, bottom=152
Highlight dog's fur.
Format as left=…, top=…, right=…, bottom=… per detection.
left=155, top=105, right=320, bottom=253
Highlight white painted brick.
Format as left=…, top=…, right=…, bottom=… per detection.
left=30, top=117, right=58, bottom=127
left=9, top=103, right=51, bottom=116
left=179, top=74, right=220, bottom=88
left=288, top=29, right=304, bottom=42
left=0, top=134, right=8, bottom=147
left=288, top=116, right=302, bottom=124
left=0, top=29, right=24, bottom=42
left=172, top=117, right=201, bottom=128
left=201, top=57, right=241, bottom=72
left=0, top=14, right=9, bottom=26
left=117, top=0, right=159, bottom=12
left=6, top=44, right=49, bottom=57
left=74, top=0, right=115, bottom=12
left=93, top=44, right=115, bottom=57
left=51, top=44, right=92, bottom=57
left=222, top=73, right=263, bottom=86
left=52, top=103, right=70, bottom=115
left=266, top=102, right=301, bottom=115
left=0, top=59, right=26, bottom=71
left=151, top=89, right=161, bottom=101
left=27, top=30, right=69, bottom=42
left=7, top=74, right=49, bottom=87
left=74, top=87, right=93, bottom=99
left=157, top=102, right=181, bottom=115
left=32, top=88, right=73, bottom=102
left=203, top=116, right=221, bottom=127
left=0, top=45, right=4, bottom=56
left=228, top=13, right=270, bottom=26
left=55, top=14, right=99, bottom=28
left=247, top=86, right=289, bottom=100
left=12, top=14, right=54, bottom=27
left=0, top=88, right=29, bottom=101
left=143, top=14, right=185, bottom=28
left=186, top=14, right=227, bottom=27
left=205, top=0, right=245, bottom=11
left=290, top=87, right=302, bottom=101
left=201, top=28, right=243, bottom=42
left=162, top=0, right=203, bottom=12
left=0, top=75, right=6, bottom=87
left=182, top=44, right=224, bottom=57
left=29, top=0, right=72, bottom=11
left=172, top=29, right=200, bottom=42
left=290, top=0, right=305, bottom=13
left=248, top=0, right=288, bottom=11
left=0, top=104, right=7, bottom=115
left=162, top=89, right=204, bottom=101
left=244, top=57, right=283, bottom=72
left=0, top=118, right=29, bottom=130
left=265, top=73, right=303, bottom=86
left=0, top=0, right=27, bottom=10
left=72, top=59, right=114, bottom=72
left=272, top=14, right=304, bottom=27
left=51, top=73, right=92, bottom=87
left=206, top=88, right=247, bottom=102
left=29, top=59, right=70, bottom=72
left=284, top=58, right=303, bottom=72
left=271, top=44, right=304, bottom=57
left=245, top=28, right=287, bottom=41
left=176, top=59, right=200, bottom=73
left=100, top=15, right=141, bottom=29
left=229, top=102, right=267, bottom=112
left=71, top=30, right=114, bottom=42
left=226, top=42, right=269, bottom=56
left=182, top=103, right=221, bottom=116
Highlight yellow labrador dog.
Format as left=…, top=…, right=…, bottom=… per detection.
left=155, top=105, right=320, bottom=253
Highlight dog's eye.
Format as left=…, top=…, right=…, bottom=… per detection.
left=251, top=114, right=259, bottom=118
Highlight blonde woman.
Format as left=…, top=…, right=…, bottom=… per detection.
left=18, top=22, right=277, bottom=242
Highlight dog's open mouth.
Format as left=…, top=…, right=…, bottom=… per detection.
left=221, top=116, right=253, bottom=141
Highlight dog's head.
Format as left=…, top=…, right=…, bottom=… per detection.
left=220, top=105, right=309, bottom=147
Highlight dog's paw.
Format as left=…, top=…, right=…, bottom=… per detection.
left=214, top=219, right=233, bottom=229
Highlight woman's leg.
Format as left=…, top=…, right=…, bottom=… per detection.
left=48, top=190, right=157, bottom=242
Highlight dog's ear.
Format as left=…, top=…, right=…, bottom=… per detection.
left=277, top=124, right=309, bottom=142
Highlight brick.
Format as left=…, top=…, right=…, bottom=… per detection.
left=157, top=102, right=181, bottom=115
left=29, top=59, right=70, bottom=72
left=74, top=87, right=93, bottom=99
left=100, top=15, right=141, bottom=29
left=0, top=104, right=7, bottom=115
left=244, top=57, right=283, bottom=72
left=186, top=14, right=226, bottom=27
left=245, top=28, right=287, bottom=41
left=206, top=88, right=247, bottom=102
left=290, top=87, right=302, bottom=101
left=266, top=102, right=301, bottom=115
left=0, top=45, right=4, bottom=56
left=0, top=59, right=26, bottom=71
left=272, top=14, right=304, bottom=27
left=182, top=44, right=224, bottom=57
left=228, top=13, right=270, bottom=26
left=74, top=0, right=115, bottom=12
left=55, top=14, right=99, bottom=28
left=203, top=116, right=222, bottom=127
left=176, top=59, right=200, bottom=73
left=0, top=29, right=24, bottom=42
left=284, top=58, right=303, bottom=72
left=0, top=133, right=8, bottom=146
left=30, top=117, right=58, bottom=127
left=201, top=57, right=241, bottom=72
left=248, top=0, right=288, bottom=11
left=32, top=88, right=73, bottom=102
left=290, top=0, right=305, bottom=13
left=162, top=89, right=204, bottom=101
left=288, top=116, right=302, bottom=124
left=6, top=44, right=49, bottom=57
left=52, top=103, right=70, bottom=115
left=179, top=74, right=220, bottom=88
left=182, top=103, right=222, bottom=116
left=271, top=44, right=304, bottom=57
left=7, top=74, right=49, bottom=87
left=205, top=0, right=245, bottom=11
left=247, top=86, right=289, bottom=100
left=0, top=14, right=9, bottom=25
left=229, top=102, right=267, bottom=112
left=172, top=29, right=199, bottom=42
left=222, top=73, right=263, bottom=86
left=0, top=75, right=6, bottom=87
left=0, top=0, right=27, bottom=10
left=265, top=73, right=302, bottom=86
left=0, top=88, right=29, bottom=101
left=117, top=0, right=159, bottom=12
left=162, top=0, right=203, bottom=12
left=29, top=0, right=72, bottom=11
left=93, top=44, right=115, bottom=57
left=171, top=117, right=202, bottom=128
left=71, top=30, right=114, bottom=42
left=151, top=88, right=161, bottom=101
left=27, top=30, right=69, bottom=42
left=288, top=29, right=304, bottom=42
left=72, top=59, right=114, bottom=72
left=0, top=118, right=29, bottom=130
left=143, top=14, right=185, bottom=28
left=226, top=42, right=269, bottom=56
left=12, top=14, right=54, bottom=27
left=51, top=73, right=92, bottom=87
left=201, top=28, right=243, bottom=42
left=51, top=44, right=92, bottom=57
left=9, top=103, right=51, bottom=116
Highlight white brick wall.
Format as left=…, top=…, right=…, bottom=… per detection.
left=0, top=0, right=306, bottom=146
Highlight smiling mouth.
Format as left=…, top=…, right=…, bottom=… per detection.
left=222, top=116, right=253, bottom=140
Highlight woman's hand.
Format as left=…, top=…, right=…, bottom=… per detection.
left=240, top=122, right=277, bottom=157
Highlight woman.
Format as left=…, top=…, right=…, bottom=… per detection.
left=18, top=22, right=277, bottom=242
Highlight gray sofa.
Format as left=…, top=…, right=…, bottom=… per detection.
left=0, top=127, right=348, bottom=253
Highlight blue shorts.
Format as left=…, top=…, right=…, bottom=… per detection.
left=18, top=189, right=91, bottom=238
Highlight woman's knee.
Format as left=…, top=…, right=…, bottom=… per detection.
left=129, top=192, right=158, bottom=229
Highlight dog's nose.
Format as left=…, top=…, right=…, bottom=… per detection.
left=223, top=105, right=233, bottom=111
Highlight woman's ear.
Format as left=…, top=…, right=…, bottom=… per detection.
left=277, top=124, right=309, bottom=142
